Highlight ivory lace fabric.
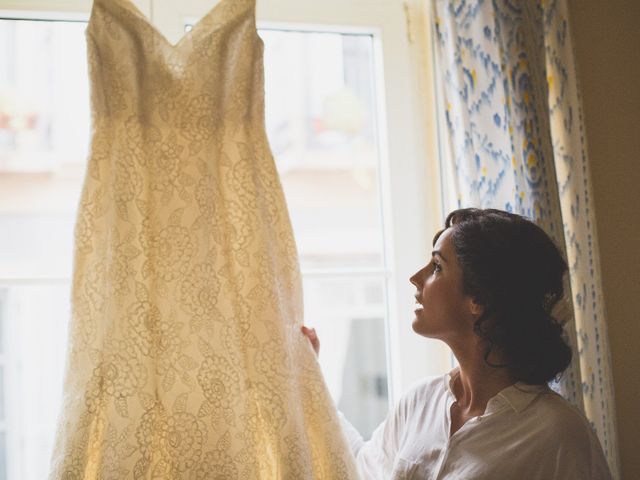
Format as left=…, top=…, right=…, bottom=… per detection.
left=49, top=0, right=357, bottom=478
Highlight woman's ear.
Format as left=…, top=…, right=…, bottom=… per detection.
left=469, top=297, right=485, bottom=318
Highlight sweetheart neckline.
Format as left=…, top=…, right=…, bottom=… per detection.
left=93, top=0, right=244, bottom=50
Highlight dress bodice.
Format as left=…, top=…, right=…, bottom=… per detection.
left=86, top=0, right=264, bottom=127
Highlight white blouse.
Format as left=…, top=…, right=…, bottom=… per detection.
left=339, top=369, right=613, bottom=479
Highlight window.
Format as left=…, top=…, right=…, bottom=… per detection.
left=259, top=28, right=389, bottom=438
left=0, top=0, right=447, bottom=478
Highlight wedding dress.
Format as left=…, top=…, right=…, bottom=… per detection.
left=49, top=0, right=357, bottom=478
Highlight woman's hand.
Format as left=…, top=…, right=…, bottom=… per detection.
left=301, top=326, right=320, bottom=357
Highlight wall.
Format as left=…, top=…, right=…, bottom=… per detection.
left=568, top=1, right=640, bottom=478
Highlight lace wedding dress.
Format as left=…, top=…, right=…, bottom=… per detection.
left=49, top=0, right=357, bottom=478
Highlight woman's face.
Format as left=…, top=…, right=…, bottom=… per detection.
left=409, top=227, right=475, bottom=339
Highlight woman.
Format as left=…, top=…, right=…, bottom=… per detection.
left=302, top=208, right=612, bottom=479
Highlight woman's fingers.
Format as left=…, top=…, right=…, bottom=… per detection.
left=301, top=325, right=320, bottom=357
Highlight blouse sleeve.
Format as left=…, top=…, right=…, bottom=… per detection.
left=337, top=397, right=409, bottom=479
left=562, top=429, right=613, bottom=480
left=546, top=406, right=614, bottom=480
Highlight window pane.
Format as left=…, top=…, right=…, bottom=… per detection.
left=0, top=284, right=69, bottom=480
left=0, top=215, right=76, bottom=279
left=0, top=19, right=90, bottom=172
left=0, top=19, right=87, bottom=279
left=0, top=289, right=3, bottom=425
left=303, top=275, right=389, bottom=439
left=0, top=367, right=4, bottom=421
left=0, top=289, right=4, bottom=354
left=261, top=30, right=384, bottom=270
left=0, top=432, right=6, bottom=480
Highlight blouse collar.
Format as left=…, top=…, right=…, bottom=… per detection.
left=444, top=367, right=551, bottom=414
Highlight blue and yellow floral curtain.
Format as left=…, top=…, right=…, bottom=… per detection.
left=432, top=0, right=620, bottom=476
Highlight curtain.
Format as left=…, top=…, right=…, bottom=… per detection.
left=431, top=0, right=620, bottom=476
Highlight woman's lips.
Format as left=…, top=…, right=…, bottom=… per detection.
left=414, top=294, right=423, bottom=311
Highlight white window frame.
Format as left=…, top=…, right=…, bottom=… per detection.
left=0, top=0, right=449, bottom=406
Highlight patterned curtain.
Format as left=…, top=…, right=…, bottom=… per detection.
left=431, top=0, right=620, bottom=476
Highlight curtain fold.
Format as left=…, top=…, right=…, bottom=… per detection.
left=431, top=0, right=620, bottom=476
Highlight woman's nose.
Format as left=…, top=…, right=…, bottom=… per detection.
left=410, top=269, right=422, bottom=288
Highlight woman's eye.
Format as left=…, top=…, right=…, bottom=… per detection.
left=432, top=263, right=442, bottom=274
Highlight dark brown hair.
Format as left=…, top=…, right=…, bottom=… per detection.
left=435, top=208, right=572, bottom=385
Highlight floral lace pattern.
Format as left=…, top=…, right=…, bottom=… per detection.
left=49, top=0, right=357, bottom=478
